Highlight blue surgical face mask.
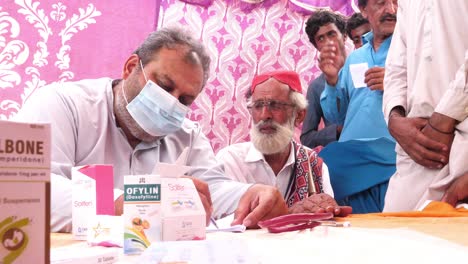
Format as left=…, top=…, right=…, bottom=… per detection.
left=121, top=60, right=189, bottom=137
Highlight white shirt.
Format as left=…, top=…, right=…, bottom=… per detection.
left=216, top=142, right=334, bottom=199
left=14, top=78, right=250, bottom=232
left=383, top=0, right=468, bottom=121
left=383, top=0, right=468, bottom=211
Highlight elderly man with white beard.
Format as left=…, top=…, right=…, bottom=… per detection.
left=216, top=71, right=352, bottom=216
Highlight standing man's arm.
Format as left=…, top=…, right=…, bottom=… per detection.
left=426, top=50, right=468, bottom=152
left=382, top=3, right=408, bottom=120
left=420, top=50, right=468, bottom=166
left=318, top=46, right=348, bottom=126
left=384, top=2, right=447, bottom=169
left=319, top=42, right=345, bottom=87
left=301, top=77, right=341, bottom=148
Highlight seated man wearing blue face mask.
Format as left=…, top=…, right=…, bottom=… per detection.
left=14, top=27, right=288, bottom=232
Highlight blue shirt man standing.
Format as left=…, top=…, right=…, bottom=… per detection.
left=317, top=0, right=398, bottom=213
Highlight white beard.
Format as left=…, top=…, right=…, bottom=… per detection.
left=250, top=117, right=295, bottom=155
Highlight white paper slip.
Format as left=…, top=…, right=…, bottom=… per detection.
left=207, top=214, right=246, bottom=233
left=349, top=62, right=368, bottom=88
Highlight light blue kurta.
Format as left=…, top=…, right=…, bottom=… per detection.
left=318, top=32, right=396, bottom=213
left=320, top=31, right=393, bottom=142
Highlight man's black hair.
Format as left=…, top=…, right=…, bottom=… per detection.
left=346, top=12, right=369, bottom=39
left=305, top=10, right=346, bottom=49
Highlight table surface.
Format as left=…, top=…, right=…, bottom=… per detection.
left=52, top=215, right=468, bottom=247
left=338, top=215, right=468, bottom=246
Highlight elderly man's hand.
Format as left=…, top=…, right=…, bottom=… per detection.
left=288, top=193, right=352, bottom=217
left=231, top=184, right=288, bottom=228
left=442, top=172, right=468, bottom=206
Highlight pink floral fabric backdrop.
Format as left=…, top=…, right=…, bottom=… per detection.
left=1, top=0, right=157, bottom=118
left=2, top=0, right=357, bottom=153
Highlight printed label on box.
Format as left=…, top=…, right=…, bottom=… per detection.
left=72, top=165, right=114, bottom=240
left=161, top=177, right=206, bottom=241
left=123, top=175, right=161, bottom=255
left=0, top=121, right=51, bottom=182
left=0, top=182, right=49, bottom=264
left=123, top=174, right=206, bottom=255
left=0, top=120, right=51, bottom=264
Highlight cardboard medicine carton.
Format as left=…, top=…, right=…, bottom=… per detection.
left=0, top=120, right=51, bottom=264
left=123, top=174, right=206, bottom=255
left=72, top=165, right=114, bottom=240
left=123, top=175, right=161, bottom=255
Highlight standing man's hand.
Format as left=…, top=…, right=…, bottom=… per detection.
left=318, top=41, right=345, bottom=86
left=185, top=176, right=213, bottom=226
left=442, top=172, right=468, bottom=206
left=365, top=67, right=385, bottom=91
left=421, top=124, right=453, bottom=166
left=388, top=111, right=448, bottom=169
left=421, top=112, right=456, bottom=165
left=231, top=184, right=288, bottom=228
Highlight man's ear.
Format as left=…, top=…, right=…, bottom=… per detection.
left=359, top=7, right=368, bottom=19
left=122, top=54, right=140, bottom=79
left=294, top=109, right=306, bottom=127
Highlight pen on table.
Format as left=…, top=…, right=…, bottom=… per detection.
left=210, top=216, right=219, bottom=229
left=317, top=221, right=351, bottom=227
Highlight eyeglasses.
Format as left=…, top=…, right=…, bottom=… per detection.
left=247, top=100, right=295, bottom=113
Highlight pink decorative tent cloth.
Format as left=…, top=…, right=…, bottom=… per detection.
left=1, top=0, right=357, bottom=152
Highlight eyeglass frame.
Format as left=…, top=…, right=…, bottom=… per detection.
left=246, top=100, right=296, bottom=113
